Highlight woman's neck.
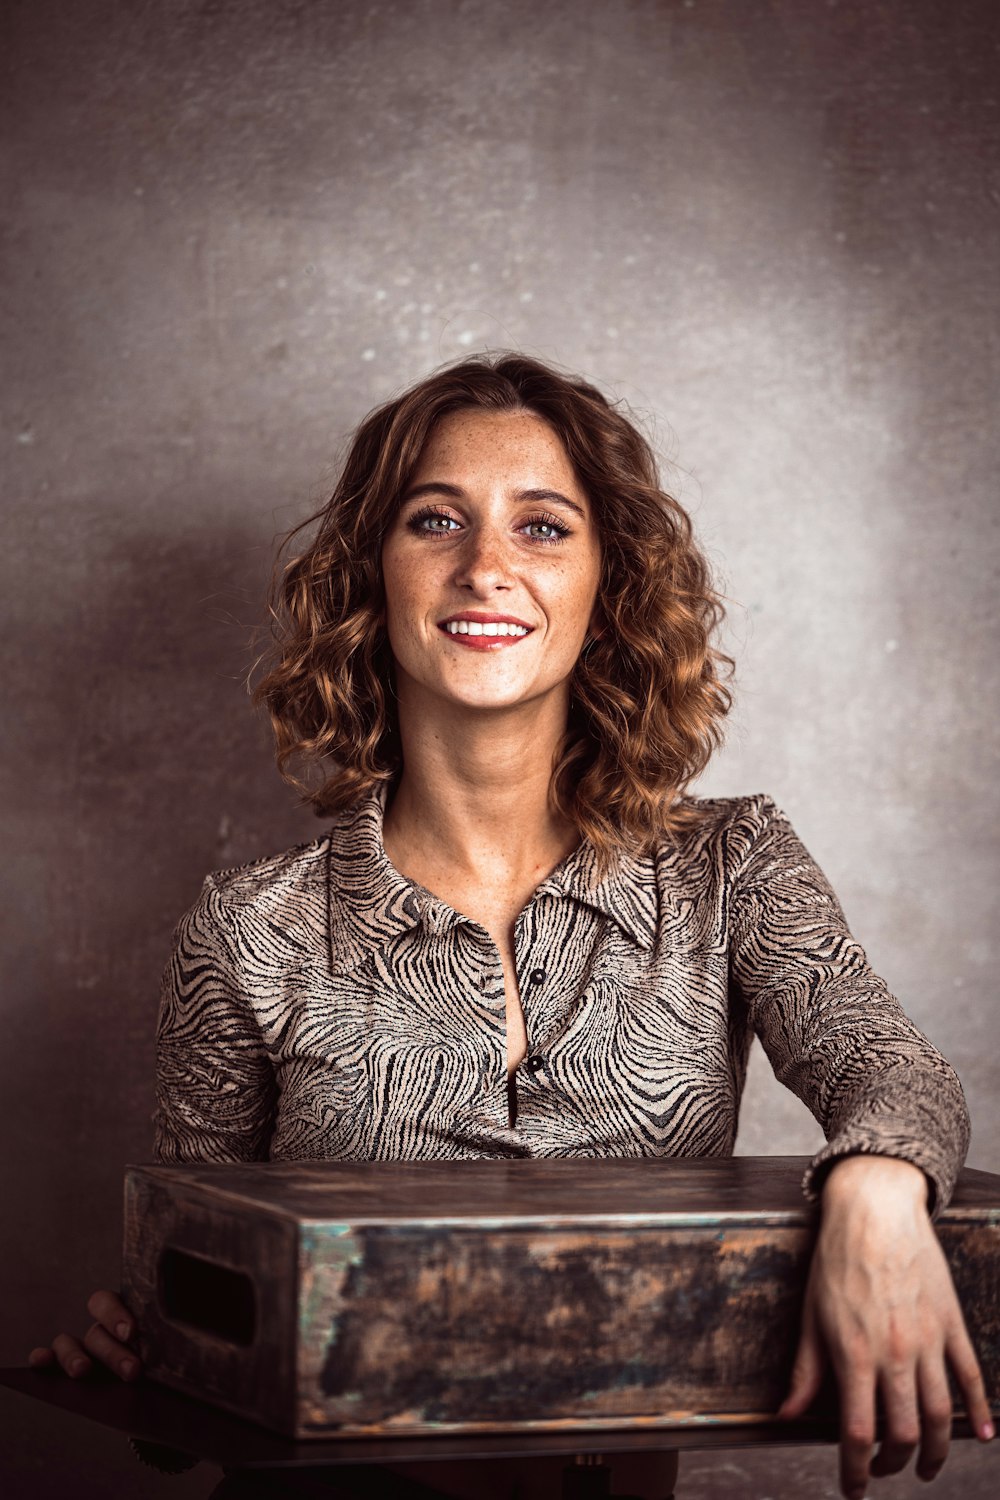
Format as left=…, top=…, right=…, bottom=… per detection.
left=382, top=696, right=579, bottom=896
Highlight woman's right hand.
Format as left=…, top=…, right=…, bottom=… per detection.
left=28, top=1290, right=141, bottom=1381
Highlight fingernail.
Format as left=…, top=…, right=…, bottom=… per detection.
left=120, top=1358, right=137, bottom=1380
left=70, top=1357, right=88, bottom=1376
left=116, top=1322, right=130, bottom=1340
left=981, top=1420, right=995, bottom=1441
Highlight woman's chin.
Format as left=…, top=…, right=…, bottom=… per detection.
left=424, top=676, right=567, bottom=717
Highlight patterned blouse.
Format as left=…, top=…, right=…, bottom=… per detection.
left=154, top=788, right=970, bottom=1210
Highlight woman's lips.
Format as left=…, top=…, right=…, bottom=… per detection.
left=436, top=621, right=533, bottom=651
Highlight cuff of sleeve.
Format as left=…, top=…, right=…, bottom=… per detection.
left=801, top=1066, right=970, bottom=1220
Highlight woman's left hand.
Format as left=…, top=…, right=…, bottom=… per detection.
left=778, top=1154, right=994, bottom=1499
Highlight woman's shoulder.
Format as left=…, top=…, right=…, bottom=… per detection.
left=644, top=791, right=798, bottom=887
left=666, top=790, right=783, bottom=849
left=202, top=831, right=330, bottom=902
left=166, top=831, right=339, bottom=975
left=173, top=831, right=337, bottom=956
left=653, top=792, right=836, bottom=909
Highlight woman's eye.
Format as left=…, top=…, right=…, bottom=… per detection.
left=404, top=507, right=569, bottom=542
left=407, top=508, right=460, bottom=535
left=521, top=515, right=569, bottom=543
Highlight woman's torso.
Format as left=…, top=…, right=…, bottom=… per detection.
left=156, top=788, right=771, bottom=1166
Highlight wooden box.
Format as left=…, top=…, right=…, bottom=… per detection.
left=121, top=1157, right=1000, bottom=1440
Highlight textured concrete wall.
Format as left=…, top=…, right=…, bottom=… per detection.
left=3, top=1, right=998, bottom=1495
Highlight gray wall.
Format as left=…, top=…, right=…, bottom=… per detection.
left=3, top=1, right=998, bottom=1495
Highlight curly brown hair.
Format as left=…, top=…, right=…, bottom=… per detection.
left=254, top=353, right=732, bottom=864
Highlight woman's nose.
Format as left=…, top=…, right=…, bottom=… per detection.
left=452, top=525, right=513, bottom=593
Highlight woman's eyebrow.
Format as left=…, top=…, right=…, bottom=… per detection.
left=401, top=481, right=587, bottom=520
left=517, top=487, right=588, bottom=519
left=400, top=481, right=465, bottom=503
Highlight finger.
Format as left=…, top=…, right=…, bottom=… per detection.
left=870, top=1362, right=921, bottom=1479
left=86, top=1289, right=133, bottom=1343
left=838, top=1364, right=876, bottom=1500
left=945, top=1321, right=995, bottom=1441
left=27, top=1348, right=55, bottom=1369
left=778, top=1305, right=826, bottom=1418
left=51, top=1333, right=93, bottom=1378
left=915, top=1353, right=953, bottom=1482
left=83, top=1321, right=140, bottom=1380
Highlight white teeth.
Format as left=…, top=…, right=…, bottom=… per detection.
left=444, top=620, right=529, bottom=638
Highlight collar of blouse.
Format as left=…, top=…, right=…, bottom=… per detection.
left=323, top=785, right=663, bottom=977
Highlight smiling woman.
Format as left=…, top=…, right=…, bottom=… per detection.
left=254, top=355, right=733, bottom=868
left=30, top=354, right=993, bottom=1500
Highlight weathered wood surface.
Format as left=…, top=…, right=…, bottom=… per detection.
left=121, top=1157, right=1000, bottom=1440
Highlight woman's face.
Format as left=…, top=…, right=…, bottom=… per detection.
left=381, top=408, right=602, bottom=721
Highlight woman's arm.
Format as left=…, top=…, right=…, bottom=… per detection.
left=153, top=873, right=278, bottom=1163
left=729, top=796, right=969, bottom=1210
left=728, top=798, right=992, bottom=1493
left=29, top=876, right=277, bottom=1378
left=779, top=1154, right=993, bottom=1500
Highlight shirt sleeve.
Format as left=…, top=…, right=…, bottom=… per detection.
left=153, top=875, right=277, bottom=1164
left=728, top=796, right=970, bottom=1214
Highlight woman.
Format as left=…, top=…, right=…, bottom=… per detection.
left=31, top=354, right=993, bottom=1499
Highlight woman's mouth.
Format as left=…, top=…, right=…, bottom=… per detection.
left=437, top=616, right=534, bottom=649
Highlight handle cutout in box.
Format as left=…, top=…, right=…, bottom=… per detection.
left=158, top=1246, right=257, bottom=1346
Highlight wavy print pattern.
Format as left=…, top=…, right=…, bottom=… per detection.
left=154, top=792, right=969, bottom=1209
